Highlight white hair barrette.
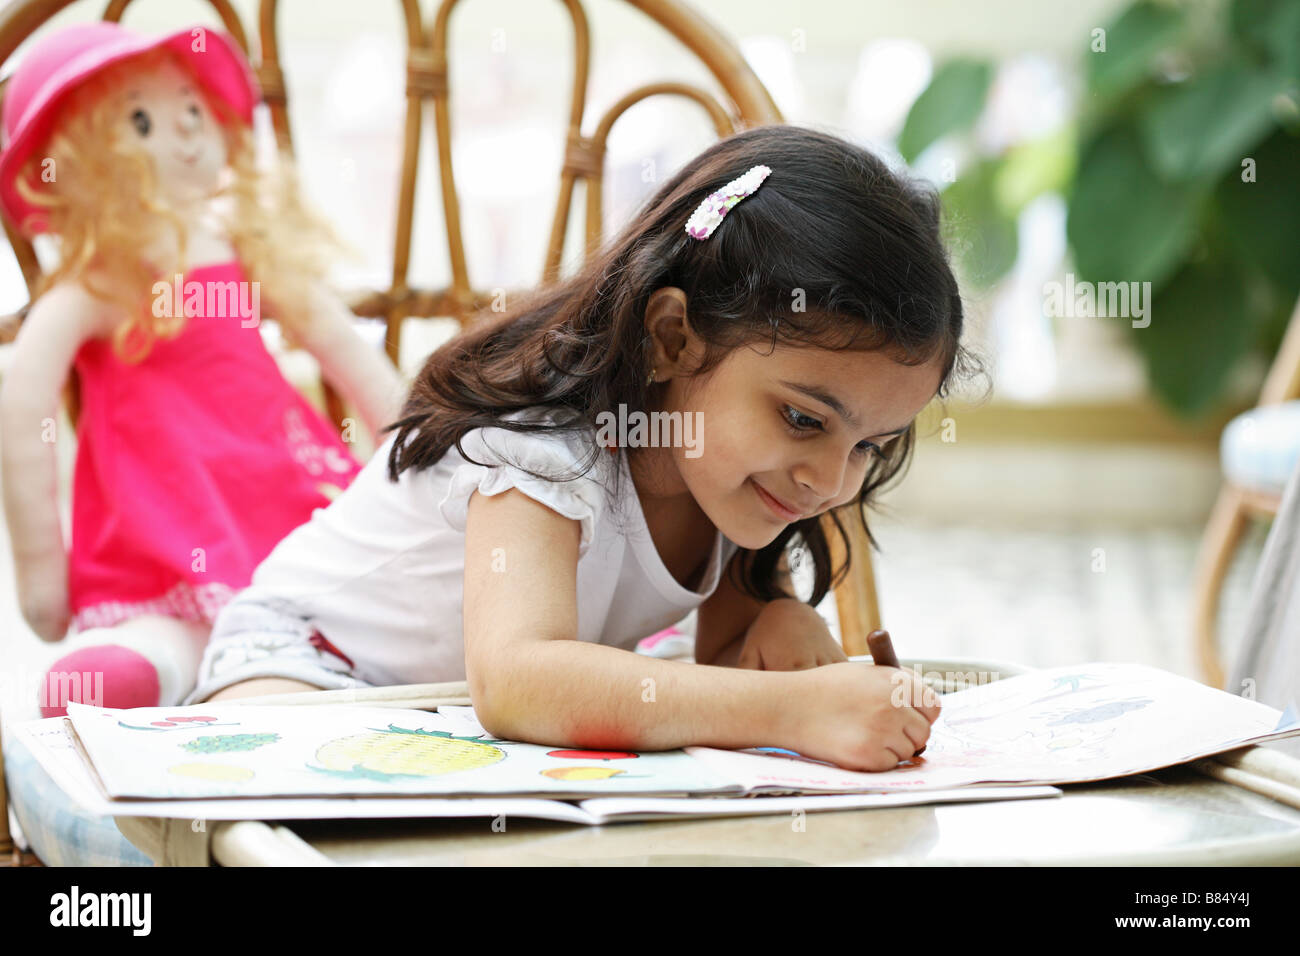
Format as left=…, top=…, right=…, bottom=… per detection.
left=684, top=164, right=772, bottom=240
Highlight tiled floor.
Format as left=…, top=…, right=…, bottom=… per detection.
left=845, top=513, right=1269, bottom=682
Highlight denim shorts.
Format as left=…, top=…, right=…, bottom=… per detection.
left=182, top=594, right=373, bottom=704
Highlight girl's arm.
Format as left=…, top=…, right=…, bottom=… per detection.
left=283, top=282, right=406, bottom=443
left=462, top=486, right=800, bottom=751
left=0, top=281, right=113, bottom=641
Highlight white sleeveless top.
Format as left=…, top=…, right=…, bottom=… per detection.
left=237, top=406, right=740, bottom=685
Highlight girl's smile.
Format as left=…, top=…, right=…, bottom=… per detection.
left=751, top=477, right=810, bottom=522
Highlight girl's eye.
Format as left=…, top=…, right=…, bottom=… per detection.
left=187, top=104, right=201, bottom=119
left=781, top=405, right=821, bottom=431
left=781, top=404, right=881, bottom=459
left=130, top=108, right=151, bottom=137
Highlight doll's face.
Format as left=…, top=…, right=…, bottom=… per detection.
left=114, top=57, right=227, bottom=204
left=641, top=288, right=946, bottom=551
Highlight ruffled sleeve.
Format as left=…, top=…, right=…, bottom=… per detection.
left=436, top=417, right=608, bottom=558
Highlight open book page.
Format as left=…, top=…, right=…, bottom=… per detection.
left=64, top=702, right=740, bottom=800
left=686, top=662, right=1300, bottom=794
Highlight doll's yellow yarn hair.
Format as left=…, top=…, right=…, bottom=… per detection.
left=14, top=47, right=343, bottom=363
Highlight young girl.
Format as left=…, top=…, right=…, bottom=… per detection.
left=187, top=124, right=980, bottom=772
left=0, top=23, right=403, bottom=716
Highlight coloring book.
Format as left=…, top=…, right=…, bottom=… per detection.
left=19, top=662, right=1299, bottom=823
left=9, top=714, right=1058, bottom=824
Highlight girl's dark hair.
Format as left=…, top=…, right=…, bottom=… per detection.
left=383, top=124, right=986, bottom=607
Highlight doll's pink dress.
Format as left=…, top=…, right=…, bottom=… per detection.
left=66, top=259, right=363, bottom=631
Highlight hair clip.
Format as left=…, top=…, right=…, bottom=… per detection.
left=684, top=164, right=772, bottom=240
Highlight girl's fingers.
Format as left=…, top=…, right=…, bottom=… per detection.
left=907, top=680, right=942, bottom=722
left=885, top=737, right=915, bottom=767
left=902, top=712, right=932, bottom=752
left=736, top=645, right=760, bottom=670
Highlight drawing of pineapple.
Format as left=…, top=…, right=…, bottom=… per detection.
left=309, top=724, right=507, bottom=781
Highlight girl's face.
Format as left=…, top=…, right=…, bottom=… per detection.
left=114, top=57, right=227, bottom=204
left=645, top=290, right=946, bottom=551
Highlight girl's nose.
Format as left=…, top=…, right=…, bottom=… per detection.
left=793, top=446, right=848, bottom=502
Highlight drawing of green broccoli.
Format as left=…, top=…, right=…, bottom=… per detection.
left=181, top=733, right=280, bottom=754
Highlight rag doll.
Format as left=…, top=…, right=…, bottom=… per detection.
left=0, top=22, right=404, bottom=716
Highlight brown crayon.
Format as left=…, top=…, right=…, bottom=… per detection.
left=866, top=628, right=926, bottom=757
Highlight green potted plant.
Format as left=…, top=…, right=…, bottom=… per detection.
left=900, top=0, right=1300, bottom=418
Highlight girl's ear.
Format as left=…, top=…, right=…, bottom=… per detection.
left=645, top=286, right=687, bottom=318
left=644, top=287, right=698, bottom=372
left=642, top=286, right=686, bottom=356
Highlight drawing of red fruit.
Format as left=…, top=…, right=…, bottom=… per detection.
left=546, top=750, right=639, bottom=760
left=119, top=717, right=240, bottom=732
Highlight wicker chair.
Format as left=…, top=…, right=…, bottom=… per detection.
left=1191, top=293, right=1300, bottom=688
left=0, top=0, right=886, bottom=865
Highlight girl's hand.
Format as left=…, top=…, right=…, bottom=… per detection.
left=787, top=661, right=941, bottom=772
left=735, top=598, right=848, bottom=671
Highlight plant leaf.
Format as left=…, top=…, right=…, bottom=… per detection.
left=1135, top=256, right=1257, bottom=418
left=1139, top=60, right=1283, bottom=181
left=941, top=160, right=1019, bottom=288
left=1230, top=0, right=1300, bottom=83
left=1087, top=1, right=1187, bottom=99
left=898, top=59, right=993, bottom=163
left=1214, top=126, right=1300, bottom=299
left=993, top=125, right=1077, bottom=214
left=1066, top=124, right=1199, bottom=289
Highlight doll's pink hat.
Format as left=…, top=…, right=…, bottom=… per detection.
left=0, top=21, right=259, bottom=234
